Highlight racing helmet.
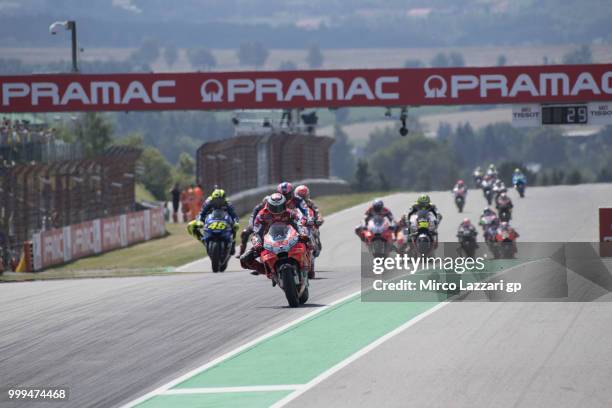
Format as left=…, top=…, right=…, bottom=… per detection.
left=462, top=218, right=471, bottom=227
left=457, top=179, right=464, bottom=186
left=483, top=207, right=493, bottom=215
left=500, top=221, right=510, bottom=230
left=514, top=168, right=521, bottom=173
left=295, top=185, right=310, bottom=200
left=416, top=194, right=431, bottom=207
left=372, top=199, right=384, bottom=212
left=266, top=193, right=287, bottom=214
left=211, top=188, right=225, bottom=199
left=277, top=182, right=294, bottom=200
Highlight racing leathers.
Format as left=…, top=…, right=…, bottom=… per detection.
left=240, top=207, right=309, bottom=277
left=194, top=196, right=239, bottom=254
left=355, top=206, right=396, bottom=241
left=238, top=199, right=267, bottom=256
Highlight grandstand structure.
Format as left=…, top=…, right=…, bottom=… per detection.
left=196, top=111, right=333, bottom=195
left=0, top=118, right=141, bottom=270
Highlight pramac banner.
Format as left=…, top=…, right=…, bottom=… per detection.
left=1, top=64, right=612, bottom=112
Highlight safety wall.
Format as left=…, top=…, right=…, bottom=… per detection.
left=0, top=146, right=140, bottom=268
left=31, top=207, right=165, bottom=271
left=196, top=132, right=333, bottom=195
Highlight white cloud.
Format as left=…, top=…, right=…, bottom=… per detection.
left=112, top=0, right=142, bottom=14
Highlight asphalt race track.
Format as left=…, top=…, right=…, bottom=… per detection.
left=1, top=183, right=611, bottom=408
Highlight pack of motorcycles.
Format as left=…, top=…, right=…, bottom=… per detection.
left=364, top=173, right=523, bottom=262
left=196, top=173, right=523, bottom=307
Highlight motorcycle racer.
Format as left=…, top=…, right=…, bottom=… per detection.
left=277, top=182, right=311, bottom=222
left=295, top=184, right=323, bottom=257
left=355, top=199, right=396, bottom=241
left=457, top=218, right=478, bottom=239
left=240, top=193, right=310, bottom=277
left=512, top=168, right=526, bottom=186
left=237, top=196, right=268, bottom=257
left=453, top=179, right=468, bottom=195
left=188, top=188, right=239, bottom=253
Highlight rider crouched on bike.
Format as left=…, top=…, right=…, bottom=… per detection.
left=240, top=193, right=310, bottom=277
left=187, top=188, right=239, bottom=253
left=496, top=192, right=513, bottom=213
left=295, top=185, right=324, bottom=256
left=401, top=194, right=442, bottom=244
left=452, top=179, right=467, bottom=195
left=457, top=218, right=477, bottom=240
left=355, top=199, right=396, bottom=241
left=277, top=182, right=311, bottom=222
left=237, top=196, right=268, bottom=257
left=512, top=168, right=526, bottom=186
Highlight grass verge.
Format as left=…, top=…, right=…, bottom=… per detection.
left=0, top=191, right=392, bottom=281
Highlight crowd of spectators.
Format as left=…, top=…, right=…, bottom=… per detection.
left=1, top=118, right=57, bottom=166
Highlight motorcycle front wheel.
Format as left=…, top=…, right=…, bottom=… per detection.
left=280, top=265, right=300, bottom=308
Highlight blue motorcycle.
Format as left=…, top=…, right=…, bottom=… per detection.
left=513, top=175, right=527, bottom=198
left=201, top=209, right=235, bottom=272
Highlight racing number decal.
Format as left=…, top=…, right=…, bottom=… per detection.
left=208, top=221, right=227, bottom=230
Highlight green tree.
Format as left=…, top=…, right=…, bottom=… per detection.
left=430, top=52, right=449, bottom=67
left=403, top=59, right=424, bottom=68
left=188, top=48, right=216, bottom=70
left=164, top=44, right=179, bottom=67
left=353, top=158, right=372, bottom=192
left=74, top=112, right=114, bottom=156
left=449, top=51, right=465, bottom=67
left=562, top=45, right=592, bottom=64
left=237, top=41, right=269, bottom=69
left=306, top=43, right=324, bottom=68
left=331, top=125, right=356, bottom=181
left=278, top=60, right=298, bottom=70
left=565, top=169, right=583, bottom=185
left=139, top=147, right=174, bottom=200
left=131, top=38, right=160, bottom=66
left=177, top=152, right=195, bottom=175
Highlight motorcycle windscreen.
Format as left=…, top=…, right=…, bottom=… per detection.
left=264, top=223, right=298, bottom=253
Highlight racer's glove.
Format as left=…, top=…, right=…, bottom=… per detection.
left=187, top=220, right=204, bottom=236
left=252, top=241, right=263, bottom=253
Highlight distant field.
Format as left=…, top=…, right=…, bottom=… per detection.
left=3, top=44, right=612, bottom=72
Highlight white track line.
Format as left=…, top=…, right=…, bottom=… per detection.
left=270, top=301, right=450, bottom=408
left=123, top=193, right=406, bottom=406
left=119, top=290, right=360, bottom=408
left=161, top=385, right=303, bottom=395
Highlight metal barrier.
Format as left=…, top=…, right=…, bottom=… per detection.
left=0, top=146, right=141, bottom=270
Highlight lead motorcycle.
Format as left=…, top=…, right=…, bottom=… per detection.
left=260, top=222, right=311, bottom=307
left=363, top=215, right=395, bottom=258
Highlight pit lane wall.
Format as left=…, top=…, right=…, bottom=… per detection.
left=31, top=207, right=165, bottom=271
left=229, top=178, right=350, bottom=216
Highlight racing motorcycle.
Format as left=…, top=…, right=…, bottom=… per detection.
left=492, top=227, right=518, bottom=259
left=514, top=179, right=526, bottom=198
left=261, top=222, right=311, bottom=307
left=481, top=178, right=494, bottom=205
left=454, top=188, right=467, bottom=213
left=498, top=205, right=512, bottom=222
left=410, top=209, right=437, bottom=256
left=457, top=228, right=478, bottom=258
left=305, top=207, right=322, bottom=279
left=200, top=209, right=235, bottom=272
left=363, top=215, right=395, bottom=258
